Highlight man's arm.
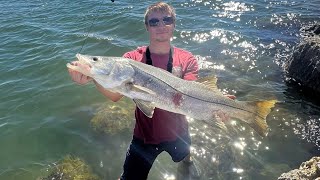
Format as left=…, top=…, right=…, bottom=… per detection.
left=67, top=61, right=123, bottom=102
left=94, top=80, right=123, bottom=102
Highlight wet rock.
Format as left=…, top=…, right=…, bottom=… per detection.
left=90, top=99, right=135, bottom=135
left=283, top=23, right=320, bottom=94
left=38, top=155, right=100, bottom=180
left=278, top=156, right=320, bottom=180
left=300, top=24, right=320, bottom=37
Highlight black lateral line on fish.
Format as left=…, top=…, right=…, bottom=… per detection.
left=132, top=65, right=264, bottom=119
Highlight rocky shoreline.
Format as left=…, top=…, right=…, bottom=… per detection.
left=278, top=157, right=320, bottom=180
left=279, top=23, right=320, bottom=180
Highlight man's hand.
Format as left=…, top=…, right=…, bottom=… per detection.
left=67, top=61, right=92, bottom=85
left=214, top=110, right=230, bottom=122
left=213, top=94, right=236, bottom=122
left=225, top=94, right=236, bottom=100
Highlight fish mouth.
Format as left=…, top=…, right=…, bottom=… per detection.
left=76, top=53, right=82, bottom=61
left=76, top=53, right=90, bottom=65
left=66, top=54, right=93, bottom=77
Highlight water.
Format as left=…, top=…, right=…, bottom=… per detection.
left=0, top=0, right=319, bottom=179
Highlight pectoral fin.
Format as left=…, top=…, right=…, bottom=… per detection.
left=133, top=99, right=155, bottom=118
left=130, top=84, right=156, bottom=95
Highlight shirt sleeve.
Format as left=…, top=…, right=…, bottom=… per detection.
left=183, top=55, right=199, bottom=81
left=122, top=51, right=132, bottom=59
left=122, top=47, right=145, bottom=62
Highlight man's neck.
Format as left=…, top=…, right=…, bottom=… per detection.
left=148, top=42, right=171, bottom=55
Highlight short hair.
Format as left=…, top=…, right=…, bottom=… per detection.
left=144, top=2, right=176, bottom=25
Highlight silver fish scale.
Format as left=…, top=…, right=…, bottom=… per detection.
left=126, top=59, right=256, bottom=119
left=75, top=54, right=273, bottom=136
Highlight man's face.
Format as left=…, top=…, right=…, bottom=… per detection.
left=146, top=11, right=175, bottom=43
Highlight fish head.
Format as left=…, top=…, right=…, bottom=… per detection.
left=76, top=54, right=115, bottom=77
left=73, top=54, right=134, bottom=89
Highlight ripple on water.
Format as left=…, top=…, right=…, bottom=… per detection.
left=0, top=0, right=320, bottom=179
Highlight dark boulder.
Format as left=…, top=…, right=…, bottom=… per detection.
left=283, top=24, right=320, bottom=94
left=300, top=24, right=320, bottom=37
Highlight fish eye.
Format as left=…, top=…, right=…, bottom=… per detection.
left=93, top=57, right=98, bottom=61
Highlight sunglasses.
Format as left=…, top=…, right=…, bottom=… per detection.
left=148, top=16, right=174, bottom=27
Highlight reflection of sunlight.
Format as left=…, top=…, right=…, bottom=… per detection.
left=233, top=167, right=244, bottom=173
left=238, top=41, right=257, bottom=50
left=194, top=55, right=214, bottom=69
left=188, top=114, right=269, bottom=179
left=211, top=156, right=216, bottom=162
left=221, top=88, right=237, bottom=95
left=211, top=1, right=254, bottom=21
left=254, top=141, right=262, bottom=149
left=293, top=118, right=320, bottom=148
left=213, top=64, right=225, bottom=70
left=270, top=13, right=283, bottom=25
left=179, top=30, right=192, bottom=39
left=230, top=120, right=237, bottom=126
left=210, top=29, right=223, bottom=37
left=270, top=13, right=298, bottom=26
left=195, top=54, right=226, bottom=71
left=163, top=173, right=175, bottom=180
left=234, top=138, right=247, bottom=155
left=236, top=141, right=246, bottom=149
left=186, top=116, right=194, bottom=122
left=223, top=2, right=253, bottom=12
left=190, top=146, right=196, bottom=154
left=193, top=32, right=211, bottom=43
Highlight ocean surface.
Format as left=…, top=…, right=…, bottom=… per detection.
left=1, top=0, right=319, bottom=179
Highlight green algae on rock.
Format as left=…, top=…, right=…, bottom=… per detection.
left=38, top=155, right=100, bottom=180
left=90, top=99, right=135, bottom=135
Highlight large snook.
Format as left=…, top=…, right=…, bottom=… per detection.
left=67, top=54, right=276, bottom=137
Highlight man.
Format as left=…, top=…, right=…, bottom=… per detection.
left=68, top=2, right=220, bottom=179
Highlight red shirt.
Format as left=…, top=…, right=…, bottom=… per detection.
left=123, top=46, right=198, bottom=144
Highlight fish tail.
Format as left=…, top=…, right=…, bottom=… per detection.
left=248, top=100, right=277, bottom=137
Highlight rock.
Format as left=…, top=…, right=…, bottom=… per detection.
left=283, top=24, right=320, bottom=94
left=90, top=99, right=135, bottom=135
left=38, top=155, right=100, bottom=180
left=300, top=24, right=320, bottom=37
left=278, top=156, right=320, bottom=180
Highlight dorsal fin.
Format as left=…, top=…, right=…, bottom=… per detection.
left=196, top=76, right=218, bottom=91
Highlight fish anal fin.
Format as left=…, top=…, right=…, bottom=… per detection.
left=196, top=76, right=219, bottom=91
left=213, top=119, right=228, bottom=131
left=133, top=99, right=155, bottom=118
left=201, top=119, right=228, bottom=132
